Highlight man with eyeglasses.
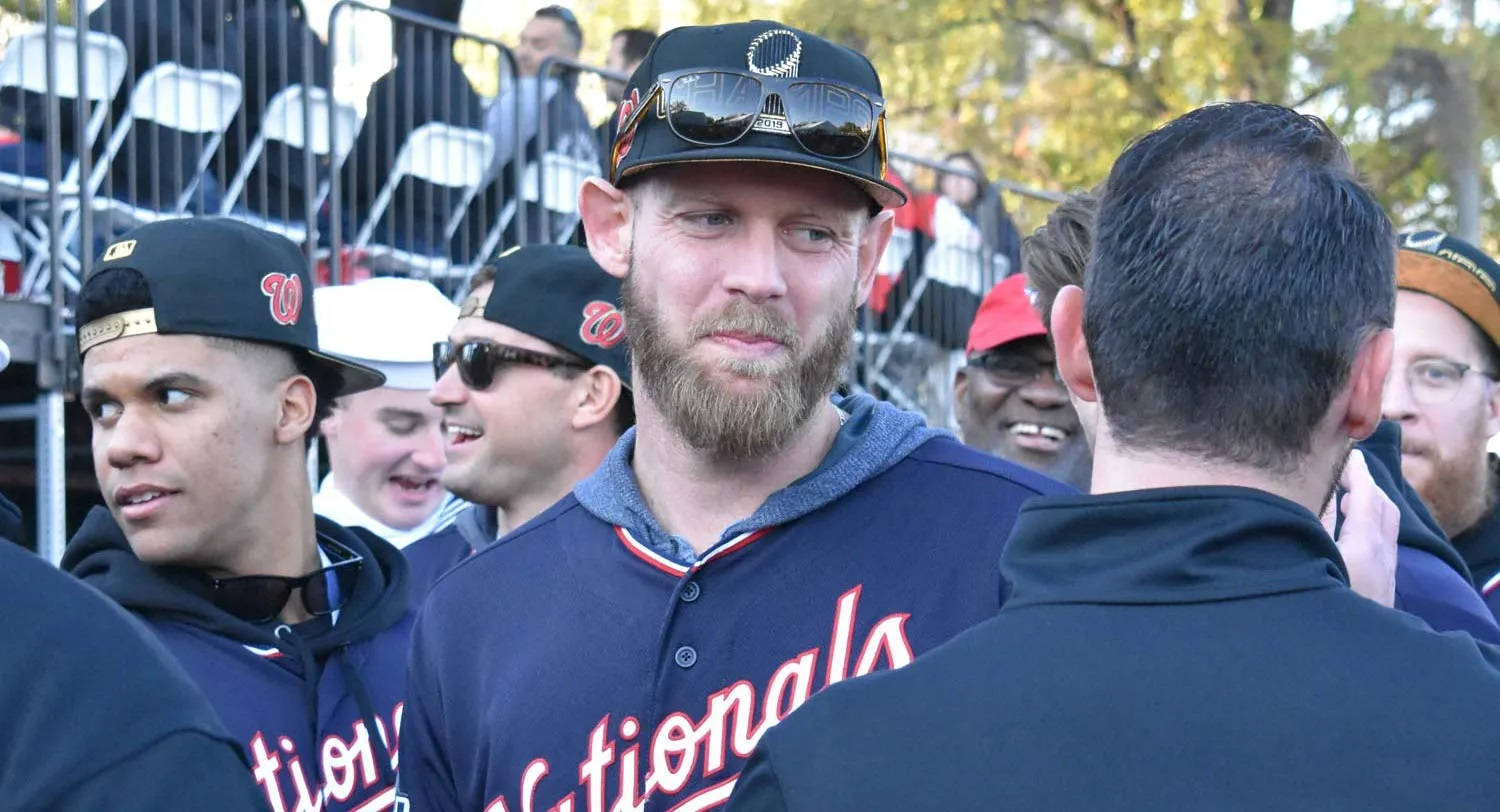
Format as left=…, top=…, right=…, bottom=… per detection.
left=401, top=244, right=632, bottom=591
left=396, top=21, right=1067, bottom=812
left=1384, top=231, right=1500, bottom=615
left=61, top=218, right=419, bottom=812
left=954, top=274, right=1090, bottom=489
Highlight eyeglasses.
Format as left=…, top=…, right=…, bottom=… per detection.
left=205, top=538, right=363, bottom=625
left=433, top=340, right=590, bottom=390
left=612, top=68, right=887, bottom=176
left=968, top=352, right=1063, bottom=387
left=1400, top=358, right=1496, bottom=407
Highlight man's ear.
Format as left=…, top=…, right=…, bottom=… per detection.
left=579, top=177, right=632, bottom=279
left=1343, top=328, right=1395, bottom=441
left=854, top=209, right=896, bottom=306
left=1052, top=285, right=1098, bottom=404
left=275, top=375, right=318, bottom=446
left=570, top=367, right=623, bottom=432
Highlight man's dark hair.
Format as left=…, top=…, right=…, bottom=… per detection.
left=1086, top=102, right=1395, bottom=473
left=535, top=5, right=583, bottom=53
left=1023, top=189, right=1098, bottom=332
left=77, top=268, right=335, bottom=449
left=612, top=28, right=656, bottom=65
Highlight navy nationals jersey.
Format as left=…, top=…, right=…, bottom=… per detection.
left=397, top=396, right=1070, bottom=812
left=65, top=508, right=414, bottom=812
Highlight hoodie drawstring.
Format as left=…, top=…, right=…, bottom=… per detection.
left=337, top=646, right=398, bottom=788
left=275, top=624, right=325, bottom=796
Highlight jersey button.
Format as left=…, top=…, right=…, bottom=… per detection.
left=680, top=581, right=701, bottom=603
left=674, top=645, right=698, bottom=669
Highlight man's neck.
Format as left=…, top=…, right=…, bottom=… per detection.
left=220, top=470, right=321, bottom=580
left=631, top=399, right=843, bottom=554
left=500, top=437, right=618, bottom=536
left=1089, top=428, right=1337, bottom=516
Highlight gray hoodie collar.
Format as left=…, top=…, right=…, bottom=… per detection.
left=573, top=393, right=945, bottom=566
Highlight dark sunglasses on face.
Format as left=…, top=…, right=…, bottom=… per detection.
left=432, top=340, right=590, bottom=390
left=205, top=537, right=363, bottom=625
left=613, top=68, right=887, bottom=176
left=969, top=352, right=1064, bottom=387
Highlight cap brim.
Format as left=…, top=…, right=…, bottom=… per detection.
left=306, top=349, right=387, bottom=398
left=1398, top=251, right=1500, bottom=347
left=620, top=147, right=907, bottom=210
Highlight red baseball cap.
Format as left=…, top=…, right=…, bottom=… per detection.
left=966, top=274, right=1047, bottom=356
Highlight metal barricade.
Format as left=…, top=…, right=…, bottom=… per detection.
left=531, top=56, right=624, bottom=246
left=326, top=1, right=515, bottom=291
left=853, top=150, right=1063, bottom=428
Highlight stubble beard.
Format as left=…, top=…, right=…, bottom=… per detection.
left=1413, top=420, right=1497, bottom=537
left=622, top=263, right=855, bottom=462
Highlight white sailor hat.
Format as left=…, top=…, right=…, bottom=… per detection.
left=314, top=278, right=458, bottom=391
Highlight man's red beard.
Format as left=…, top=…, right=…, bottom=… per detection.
left=622, top=268, right=855, bottom=461
left=1406, top=430, right=1497, bottom=537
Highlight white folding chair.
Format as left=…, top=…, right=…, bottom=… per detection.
left=1, top=26, right=128, bottom=299
left=351, top=122, right=495, bottom=278
left=27, top=62, right=242, bottom=295
left=220, top=84, right=363, bottom=244
left=0, top=25, right=128, bottom=200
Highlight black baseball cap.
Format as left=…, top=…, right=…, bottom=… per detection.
left=1397, top=230, right=1500, bottom=348
left=609, top=20, right=905, bottom=210
left=78, top=218, right=385, bottom=397
left=462, top=245, right=631, bottom=388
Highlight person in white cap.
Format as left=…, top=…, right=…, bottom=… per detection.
left=313, top=277, right=465, bottom=547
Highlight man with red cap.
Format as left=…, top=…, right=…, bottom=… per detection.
left=952, top=274, right=1090, bottom=489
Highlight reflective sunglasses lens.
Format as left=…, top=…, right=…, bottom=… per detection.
left=666, top=72, right=762, bottom=145
left=457, top=343, right=497, bottom=390
left=213, top=578, right=294, bottom=624
left=784, top=82, right=875, bottom=158
left=433, top=342, right=456, bottom=381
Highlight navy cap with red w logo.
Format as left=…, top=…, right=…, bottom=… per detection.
left=461, top=245, right=631, bottom=389
left=78, top=217, right=384, bottom=397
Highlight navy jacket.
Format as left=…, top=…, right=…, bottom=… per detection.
left=728, top=488, right=1500, bottom=811
left=397, top=429, right=1068, bottom=812
left=0, top=494, right=263, bottom=809
left=1454, top=456, right=1500, bottom=620
left=63, top=507, right=414, bottom=812
left=1357, top=422, right=1500, bottom=640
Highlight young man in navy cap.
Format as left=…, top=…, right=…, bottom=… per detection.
left=63, top=218, right=418, bottom=812
left=398, top=21, right=1067, bottom=812
left=1384, top=232, right=1500, bottom=615
left=726, top=103, right=1500, bottom=811
left=403, top=244, right=633, bottom=590
left=0, top=350, right=261, bottom=809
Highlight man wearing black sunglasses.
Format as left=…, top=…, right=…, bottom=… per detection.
left=401, top=244, right=632, bottom=591
left=398, top=21, right=1068, bottom=812
left=62, top=219, right=421, bottom=812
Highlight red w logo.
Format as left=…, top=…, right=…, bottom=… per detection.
left=260, top=273, right=303, bottom=326
left=580, top=301, right=626, bottom=349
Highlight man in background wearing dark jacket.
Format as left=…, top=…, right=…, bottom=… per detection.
left=1383, top=232, right=1500, bottom=618
left=62, top=218, right=415, bottom=812
left=1019, top=190, right=1499, bottom=641
left=728, top=102, right=1500, bottom=810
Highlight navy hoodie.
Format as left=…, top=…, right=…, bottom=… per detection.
left=0, top=494, right=264, bottom=809
left=1358, top=422, right=1500, bottom=641
left=728, top=487, right=1500, bottom=811
left=63, top=506, right=414, bottom=812
left=396, top=394, right=1072, bottom=812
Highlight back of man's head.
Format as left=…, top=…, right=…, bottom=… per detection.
left=1086, top=102, right=1395, bottom=472
left=613, top=28, right=656, bottom=66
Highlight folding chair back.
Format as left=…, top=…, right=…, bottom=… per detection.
left=352, top=122, right=495, bottom=268
left=0, top=26, right=128, bottom=196
left=220, top=84, right=362, bottom=237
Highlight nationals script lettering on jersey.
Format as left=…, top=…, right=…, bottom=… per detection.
left=482, top=585, right=915, bottom=812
